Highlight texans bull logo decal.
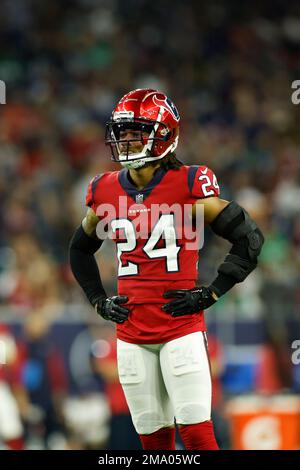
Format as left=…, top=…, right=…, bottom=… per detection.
left=153, top=95, right=180, bottom=122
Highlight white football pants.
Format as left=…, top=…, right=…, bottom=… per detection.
left=117, top=331, right=212, bottom=435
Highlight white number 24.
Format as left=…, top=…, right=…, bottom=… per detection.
left=198, top=173, right=219, bottom=197
left=111, top=214, right=181, bottom=276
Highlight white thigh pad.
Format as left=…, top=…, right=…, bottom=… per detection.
left=117, top=344, right=145, bottom=385
left=166, top=332, right=207, bottom=376
left=167, top=341, right=203, bottom=376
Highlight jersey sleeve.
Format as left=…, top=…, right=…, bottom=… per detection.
left=85, top=174, right=103, bottom=212
left=188, top=165, right=220, bottom=198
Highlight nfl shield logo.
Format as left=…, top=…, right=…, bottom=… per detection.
left=136, top=193, right=144, bottom=204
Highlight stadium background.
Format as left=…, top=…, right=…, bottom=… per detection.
left=0, top=0, right=299, bottom=450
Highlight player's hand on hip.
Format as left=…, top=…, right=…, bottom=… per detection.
left=95, top=295, right=130, bottom=324
left=162, top=287, right=217, bottom=317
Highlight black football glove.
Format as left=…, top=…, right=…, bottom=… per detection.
left=162, top=287, right=217, bottom=317
left=95, top=295, right=130, bottom=324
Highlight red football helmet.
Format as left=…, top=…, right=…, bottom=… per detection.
left=105, top=88, right=180, bottom=169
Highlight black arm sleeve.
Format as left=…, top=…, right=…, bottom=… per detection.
left=209, top=201, right=264, bottom=297
left=69, top=225, right=106, bottom=307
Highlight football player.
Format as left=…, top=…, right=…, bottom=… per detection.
left=69, top=89, right=264, bottom=450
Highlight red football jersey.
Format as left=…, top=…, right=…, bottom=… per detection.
left=86, top=164, right=220, bottom=344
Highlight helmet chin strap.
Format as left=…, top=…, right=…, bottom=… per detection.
left=120, top=159, right=147, bottom=169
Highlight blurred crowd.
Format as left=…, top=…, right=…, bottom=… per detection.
left=0, top=0, right=299, bottom=449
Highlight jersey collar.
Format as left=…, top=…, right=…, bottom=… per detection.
left=118, top=167, right=167, bottom=202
